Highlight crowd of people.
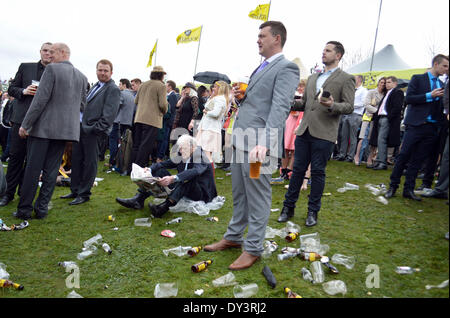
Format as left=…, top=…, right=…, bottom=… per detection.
left=0, top=20, right=448, bottom=271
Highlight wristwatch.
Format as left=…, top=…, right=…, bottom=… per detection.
left=173, top=175, right=180, bottom=182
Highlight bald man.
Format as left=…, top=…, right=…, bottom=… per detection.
left=13, top=43, right=88, bottom=220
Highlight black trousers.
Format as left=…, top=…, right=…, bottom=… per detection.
left=131, top=123, right=159, bottom=168
left=4, top=123, right=27, bottom=199
left=138, top=167, right=202, bottom=203
left=389, top=123, right=439, bottom=191
left=70, top=128, right=100, bottom=198
left=17, top=136, right=66, bottom=217
left=283, top=129, right=334, bottom=213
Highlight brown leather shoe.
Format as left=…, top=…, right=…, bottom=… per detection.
left=228, top=251, right=260, bottom=271
left=204, top=239, right=241, bottom=252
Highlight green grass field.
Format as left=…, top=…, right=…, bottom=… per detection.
left=0, top=159, right=448, bottom=298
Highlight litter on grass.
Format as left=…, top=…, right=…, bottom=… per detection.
left=212, top=272, right=237, bottom=287
left=169, top=196, right=225, bottom=216
left=162, top=246, right=192, bottom=257
left=425, top=279, right=449, bottom=290
left=154, top=283, right=178, bottom=298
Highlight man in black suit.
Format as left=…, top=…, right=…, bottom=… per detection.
left=60, top=59, right=120, bottom=205
left=385, top=54, right=449, bottom=201
left=0, top=42, right=52, bottom=207
left=370, top=76, right=404, bottom=170
left=116, top=134, right=217, bottom=218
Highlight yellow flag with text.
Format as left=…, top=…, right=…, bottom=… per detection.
left=248, top=4, right=270, bottom=21
left=147, top=40, right=157, bottom=68
left=176, top=26, right=202, bottom=44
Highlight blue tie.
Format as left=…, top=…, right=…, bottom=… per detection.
left=87, top=83, right=100, bottom=101
left=255, top=60, right=269, bottom=75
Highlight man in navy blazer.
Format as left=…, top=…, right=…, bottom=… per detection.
left=0, top=42, right=52, bottom=207
left=60, top=59, right=120, bottom=205
left=385, top=54, right=449, bottom=201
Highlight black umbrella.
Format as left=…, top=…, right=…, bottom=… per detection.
left=397, top=78, right=410, bottom=89
left=193, top=71, right=231, bottom=84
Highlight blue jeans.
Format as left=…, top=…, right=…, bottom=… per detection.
left=283, top=130, right=334, bottom=213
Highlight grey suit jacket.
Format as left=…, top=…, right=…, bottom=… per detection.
left=114, top=89, right=136, bottom=126
left=232, top=55, right=300, bottom=159
left=21, top=61, right=88, bottom=142
left=82, top=79, right=121, bottom=136
left=294, top=68, right=355, bottom=143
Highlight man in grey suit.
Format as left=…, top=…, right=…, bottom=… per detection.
left=204, top=21, right=299, bottom=270
left=107, top=78, right=135, bottom=169
left=13, top=43, right=88, bottom=220
left=278, top=41, right=355, bottom=227
left=61, top=59, right=120, bottom=205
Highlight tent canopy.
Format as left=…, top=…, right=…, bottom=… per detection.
left=345, top=44, right=410, bottom=74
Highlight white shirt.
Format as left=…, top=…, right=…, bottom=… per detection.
left=378, top=88, right=394, bottom=116
left=353, top=85, right=368, bottom=115
left=316, top=67, right=339, bottom=93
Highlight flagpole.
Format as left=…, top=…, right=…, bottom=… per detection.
left=369, top=0, right=383, bottom=73
left=267, top=0, right=272, bottom=20
left=154, top=39, right=158, bottom=66
left=193, top=25, right=203, bottom=80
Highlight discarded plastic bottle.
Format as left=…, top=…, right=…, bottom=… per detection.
left=191, top=260, right=213, bottom=273
left=166, top=217, right=182, bottom=225
left=206, top=217, right=219, bottom=222
left=82, top=234, right=102, bottom=248
left=284, top=287, right=302, bottom=298
left=310, top=261, right=325, bottom=284
left=300, top=252, right=322, bottom=262
left=285, top=232, right=300, bottom=242
left=102, top=243, right=112, bottom=254
left=320, top=256, right=339, bottom=274
left=277, top=252, right=299, bottom=261
left=77, top=245, right=97, bottom=260
left=187, top=246, right=202, bottom=257
left=0, top=279, right=24, bottom=290
left=301, top=267, right=314, bottom=283
left=58, top=261, right=77, bottom=268
left=395, top=266, right=420, bottom=274
left=107, top=215, right=115, bottom=222
left=281, top=247, right=299, bottom=254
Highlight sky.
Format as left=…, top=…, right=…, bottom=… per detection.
left=0, top=0, right=448, bottom=86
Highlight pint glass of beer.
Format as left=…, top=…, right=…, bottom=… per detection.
left=235, top=77, right=249, bottom=100
left=249, top=161, right=262, bottom=179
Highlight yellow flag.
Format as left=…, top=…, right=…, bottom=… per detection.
left=248, top=3, right=270, bottom=21
left=147, top=40, right=157, bottom=68
left=176, top=26, right=202, bottom=44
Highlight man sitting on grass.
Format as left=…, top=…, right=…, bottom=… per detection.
left=115, top=134, right=217, bottom=218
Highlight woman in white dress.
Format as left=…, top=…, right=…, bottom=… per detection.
left=195, top=81, right=230, bottom=162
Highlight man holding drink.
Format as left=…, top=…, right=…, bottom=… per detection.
left=204, top=21, right=299, bottom=270
left=0, top=43, right=52, bottom=207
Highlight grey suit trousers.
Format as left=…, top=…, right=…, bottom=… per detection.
left=435, top=135, right=449, bottom=193
left=375, top=117, right=390, bottom=165
left=339, top=113, right=362, bottom=160
left=223, top=149, right=272, bottom=257
left=17, top=136, right=66, bottom=217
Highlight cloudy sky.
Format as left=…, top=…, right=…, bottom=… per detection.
left=0, top=0, right=448, bottom=85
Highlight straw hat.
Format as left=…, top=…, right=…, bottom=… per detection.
left=152, top=66, right=166, bottom=74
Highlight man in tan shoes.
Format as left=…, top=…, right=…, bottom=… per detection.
left=204, top=21, right=299, bottom=270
